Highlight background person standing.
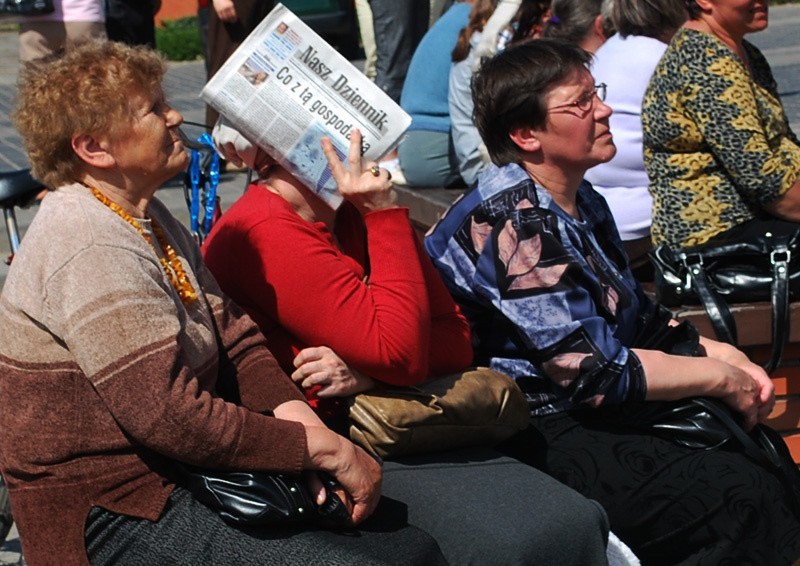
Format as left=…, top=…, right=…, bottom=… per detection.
left=18, top=0, right=105, bottom=62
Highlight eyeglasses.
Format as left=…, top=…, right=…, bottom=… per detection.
left=547, top=83, right=607, bottom=114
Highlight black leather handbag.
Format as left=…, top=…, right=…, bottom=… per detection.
left=178, top=463, right=351, bottom=528
left=0, top=0, right=53, bottom=15
left=608, top=315, right=800, bottom=519
left=602, top=396, right=800, bottom=519
left=182, top=301, right=352, bottom=529
left=650, top=228, right=800, bottom=373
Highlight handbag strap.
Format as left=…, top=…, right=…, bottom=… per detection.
left=680, top=252, right=738, bottom=345
left=765, top=238, right=791, bottom=374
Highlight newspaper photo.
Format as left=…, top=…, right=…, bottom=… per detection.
left=201, top=3, right=412, bottom=208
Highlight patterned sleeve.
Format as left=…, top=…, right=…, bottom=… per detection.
left=473, top=206, right=647, bottom=407
left=676, top=41, right=800, bottom=205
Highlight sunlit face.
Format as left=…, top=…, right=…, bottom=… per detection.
left=533, top=69, right=616, bottom=172
left=705, top=0, right=769, bottom=36
left=106, top=88, right=188, bottom=190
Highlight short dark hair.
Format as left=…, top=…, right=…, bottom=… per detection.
left=684, top=0, right=701, bottom=19
left=471, top=39, right=591, bottom=165
left=612, top=0, right=687, bottom=37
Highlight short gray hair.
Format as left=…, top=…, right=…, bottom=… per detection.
left=611, top=0, right=687, bottom=38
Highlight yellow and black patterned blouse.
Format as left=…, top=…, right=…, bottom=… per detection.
left=642, top=27, right=800, bottom=248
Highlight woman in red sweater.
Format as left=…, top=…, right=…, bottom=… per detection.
left=201, top=121, right=612, bottom=564
left=203, top=126, right=472, bottom=413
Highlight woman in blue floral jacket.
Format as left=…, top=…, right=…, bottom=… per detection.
left=425, top=38, right=800, bottom=564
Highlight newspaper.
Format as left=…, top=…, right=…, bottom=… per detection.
left=201, top=3, right=412, bottom=208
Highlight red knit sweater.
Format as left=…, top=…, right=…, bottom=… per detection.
left=203, top=184, right=473, bottom=396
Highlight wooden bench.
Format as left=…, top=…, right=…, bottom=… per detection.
left=396, top=184, right=800, bottom=463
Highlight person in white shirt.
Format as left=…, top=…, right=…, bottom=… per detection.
left=584, top=0, right=687, bottom=277
left=18, top=0, right=106, bottom=62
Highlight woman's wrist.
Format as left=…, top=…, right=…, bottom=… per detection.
left=303, top=425, right=351, bottom=472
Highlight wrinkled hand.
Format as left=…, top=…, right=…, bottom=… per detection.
left=304, top=471, right=354, bottom=515
left=331, top=436, right=381, bottom=525
left=715, top=362, right=767, bottom=430
left=304, top=426, right=382, bottom=525
left=703, top=339, right=776, bottom=423
left=212, top=0, right=237, bottom=22
left=292, top=346, right=376, bottom=398
left=321, top=129, right=397, bottom=215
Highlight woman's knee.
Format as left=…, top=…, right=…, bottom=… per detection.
left=381, top=449, right=609, bottom=564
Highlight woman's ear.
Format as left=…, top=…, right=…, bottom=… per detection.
left=694, top=0, right=713, bottom=12
left=71, top=133, right=116, bottom=169
left=593, top=14, right=606, bottom=40
left=509, top=126, right=542, bottom=154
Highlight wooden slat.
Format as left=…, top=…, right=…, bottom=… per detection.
left=766, top=398, right=800, bottom=430
left=771, top=367, right=800, bottom=396
left=673, top=302, right=800, bottom=347
left=782, top=434, right=800, bottom=465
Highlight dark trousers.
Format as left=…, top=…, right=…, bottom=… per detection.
left=366, top=0, right=430, bottom=103
left=85, top=448, right=609, bottom=565
left=86, top=487, right=446, bottom=565
left=501, top=411, right=800, bottom=564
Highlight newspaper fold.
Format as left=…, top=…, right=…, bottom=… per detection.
left=201, top=3, right=412, bottom=208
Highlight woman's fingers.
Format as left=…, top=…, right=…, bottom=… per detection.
left=321, top=137, right=347, bottom=187
left=291, top=366, right=331, bottom=389
left=347, top=129, right=363, bottom=177
left=293, top=346, right=329, bottom=368
left=304, top=471, right=326, bottom=506
left=321, top=130, right=364, bottom=189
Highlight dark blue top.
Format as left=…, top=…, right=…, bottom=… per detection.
left=400, top=2, right=471, bottom=133
left=425, top=163, right=652, bottom=415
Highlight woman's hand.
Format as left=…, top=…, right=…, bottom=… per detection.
left=321, top=129, right=397, bottom=215
left=700, top=338, right=776, bottom=422
left=304, top=471, right=355, bottom=516
left=635, top=348, right=772, bottom=430
left=292, top=346, right=376, bottom=398
left=212, top=0, right=237, bottom=22
left=304, top=425, right=382, bottom=525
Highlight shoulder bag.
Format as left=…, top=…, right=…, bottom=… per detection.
left=650, top=227, right=800, bottom=373
left=348, top=367, right=531, bottom=460
left=601, top=313, right=800, bottom=520
left=0, top=0, right=53, bottom=15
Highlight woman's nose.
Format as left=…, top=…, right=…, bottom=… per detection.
left=166, top=106, right=184, bottom=128
left=594, top=98, right=613, bottom=119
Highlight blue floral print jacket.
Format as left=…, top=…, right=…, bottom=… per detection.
left=425, top=163, right=653, bottom=415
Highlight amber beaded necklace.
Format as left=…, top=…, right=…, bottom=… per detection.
left=88, top=185, right=198, bottom=306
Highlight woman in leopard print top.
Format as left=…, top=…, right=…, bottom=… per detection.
left=642, top=0, right=800, bottom=248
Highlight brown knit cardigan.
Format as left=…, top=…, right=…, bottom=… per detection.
left=0, top=184, right=307, bottom=565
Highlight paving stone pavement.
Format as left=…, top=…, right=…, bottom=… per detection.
left=0, top=6, right=798, bottom=562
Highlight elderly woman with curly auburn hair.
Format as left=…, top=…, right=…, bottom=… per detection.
left=0, top=40, right=464, bottom=565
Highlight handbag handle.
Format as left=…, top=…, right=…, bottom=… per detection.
left=678, top=252, right=738, bottom=345
left=680, top=238, right=792, bottom=374
left=766, top=240, right=791, bottom=373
